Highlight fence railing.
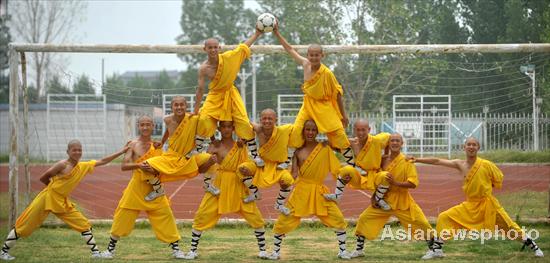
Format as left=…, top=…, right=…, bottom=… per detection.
left=279, top=110, right=550, bottom=152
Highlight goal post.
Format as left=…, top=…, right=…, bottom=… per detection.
left=7, top=42, right=550, bottom=229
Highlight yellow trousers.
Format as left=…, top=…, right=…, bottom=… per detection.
left=197, top=111, right=254, bottom=140
left=192, top=194, right=265, bottom=231
left=273, top=202, right=347, bottom=234
left=110, top=206, right=180, bottom=243
left=289, top=113, right=349, bottom=150
left=237, top=161, right=295, bottom=188
left=436, top=205, right=524, bottom=240
left=355, top=204, right=432, bottom=240
left=15, top=191, right=91, bottom=237
left=348, top=170, right=389, bottom=191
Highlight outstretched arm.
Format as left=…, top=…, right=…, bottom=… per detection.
left=243, top=28, right=263, bottom=47
left=411, top=156, right=461, bottom=170
left=39, top=161, right=65, bottom=185
left=273, top=23, right=308, bottom=66
left=95, top=144, right=130, bottom=167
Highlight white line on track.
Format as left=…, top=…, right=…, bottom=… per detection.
left=169, top=180, right=188, bottom=200
left=357, top=190, right=371, bottom=198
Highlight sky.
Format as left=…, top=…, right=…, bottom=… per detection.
left=65, top=0, right=259, bottom=93
left=66, top=0, right=186, bottom=92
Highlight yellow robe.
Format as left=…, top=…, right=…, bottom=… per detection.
left=237, top=124, right=294, bottom=188
left=15, top=161, right=97, bottom=237
left=111, top=145, right=180, bottom=243
left=273, top=143, right=347, bottom=234
left=348, top=133, right=391, bottom=190
left=146, top=114, right=211, bottom=182
left=119, top=145, right=170, bottom=211
left=197, top=44, right=254, bottom=140
left=355, top=153, right=432, bottom=240
left=436, top=158, right=522, bottom=236
left=193, top=142, right=264, bottom=231
left=289, top=64, right=348, bottom=149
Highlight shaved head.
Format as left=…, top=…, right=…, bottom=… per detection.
left=171, top=96, right=187, bottom=107
left=464, top=137, right=480, bottom=147
left=261, top=108, right=276, bottom=117
left=138, top=115, right=153, bottom=124
left=391, top=133, right=403, bottom=141
left=204, top=38, right=220, bottom=47
left=67, top=139, right=82, bottom=150
left=307, top=44, right=323, bottom=53
left=354, top=118, right=370, bottom=128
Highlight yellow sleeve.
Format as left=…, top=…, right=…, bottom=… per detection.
left=406, top=161, right=419, bottom=187
left=81, top=160, right=97, bottom=174
left=329, top=71, right=343, bottom=97
left=222, top=43, right=251, bottom=64
left=378, top=133, right=391, bottom=148
left=487, top=161, right=504, bottom=189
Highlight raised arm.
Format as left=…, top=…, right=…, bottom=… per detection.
left=194, top=66, right=206, bottom=115
left=412, top=157, right=461, bottom=170
left=39, top=161, right=65, bottom=185
left=273, top=24, right=308, bottom=66
left=243, top=28, right=263, bottom=47
left=95, top=144, right=130, bottom=167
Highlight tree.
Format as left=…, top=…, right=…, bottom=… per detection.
left=176, top=0, right=256, bottom=65
left=73, top=74, right=95, bottom=94
left=46, top=75, right=70, bottom=94
left=8, top=0, right=86, bottom=100
left=0, top=14, right=12, bottom=103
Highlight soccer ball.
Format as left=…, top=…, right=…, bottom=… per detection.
left=256, top=13, right=276, bottom=33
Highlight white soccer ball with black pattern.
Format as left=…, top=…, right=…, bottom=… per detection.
left=256, top=13, right=276, bottom=33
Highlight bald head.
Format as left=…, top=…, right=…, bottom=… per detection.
left=138, top=115, right=153, bottom=124
left=464, top=137, right=480, bottom=147
left=204, top=38, right=220, bottom=47
left=261, top=108, right=276, bottom=117
left=354, top=119, right=370, bottom=129
left=171, top=96, right=187, bottom=106
left=67, top=139, right=82, bottom=150
left=307, top=44, right=323, bottom=53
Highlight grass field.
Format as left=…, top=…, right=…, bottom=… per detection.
left=0, top=222, right=548, bottom=262
left=0, top=190, right=549, bottom=262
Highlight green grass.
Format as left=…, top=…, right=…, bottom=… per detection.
left=0, top=189, right=549, bottom=261
left=0, top=223, right=548, bottom=262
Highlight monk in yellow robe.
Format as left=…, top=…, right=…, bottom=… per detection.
left=412, top=137, right=544, bottom=259
left=100, top=116, right=187, bottom=259
left=325, top=119, right=392, bottom=211
left=274, top=24, right=366, bottom=175
left=266, top=120, right=355, bottom=260
left=191, top=27, right=264, bottom=166
left=143, top=96, right=216, bottom=201
left=0, top=140, right=128, bottom=261
left=183, top=121, right=266, bottom=260
left=236, top=109, right=295, bottom=215
left=351, top=133, right=432, bottom=258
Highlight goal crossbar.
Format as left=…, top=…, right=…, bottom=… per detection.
left=9, top=43, right=550, bottom=54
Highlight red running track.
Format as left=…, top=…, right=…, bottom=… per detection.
left=1, top=164, right=549, bottom=220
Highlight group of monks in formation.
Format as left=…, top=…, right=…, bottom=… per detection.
left=1, top=25, right=544, bottom=261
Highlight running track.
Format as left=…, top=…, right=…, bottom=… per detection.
left=1, top=164, right=548, bottom=220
